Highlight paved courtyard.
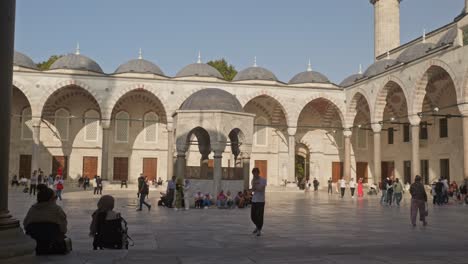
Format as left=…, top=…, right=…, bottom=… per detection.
left=7, top=186, right=468, bottom=264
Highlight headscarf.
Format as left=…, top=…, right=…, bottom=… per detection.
left=90, top=195, right=115, bottom=236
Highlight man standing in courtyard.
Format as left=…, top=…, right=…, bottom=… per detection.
left=250, top=168, right=267, bottom=237
left=410, top=175, right=428, bottom=227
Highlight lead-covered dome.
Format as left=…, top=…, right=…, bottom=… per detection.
left=437, top=28, right=457, bottom=46
left=397, top=43, right=436, bottom=64
left=363, top=59, right=398, bottom=77
left=289, top=71, right=330, bottom=84
left=50, top=53, right=104, bottom=73
left=180, top=88, right=243, bottom=112
left=233, top=66, right=278, bottom=82
left=340, top=73, right=364, bottom=87
left=14, top=51, right=37, bottom=69
left=115, top=59, right=165, bottom=76
left=176, top=63, right=223, bottom=79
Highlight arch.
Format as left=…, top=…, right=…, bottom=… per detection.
left=185, top=126, right=212, bottom=155
left=412, top=62, right=460, bottom=115
left=21, top=107, right=33, bottom=140
left=346, top=89, right=373, bottom=127
left=240, top=90, right=291, bottom=127
left=12, top=79, right=33, bottom=106
left=114, top=111, right=130, bottom=143
left=54, top=108, right=70, bottom=141
left=143, top=111, right=159, bottom=143
left=297, top=95, right=346, bottom=128
left=39, top=80, right=103, bottom=117
left=228, top=128, right=245, bottom=158
left=373, top=76, right=410, bottom=123
left=84, top=109, right=100, bottom=142
left=107, top=83, right=169, bottom=123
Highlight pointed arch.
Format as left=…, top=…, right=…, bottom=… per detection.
left=240, top=90, right=291, bottom=127
left=373, top=76, right=410, bottom=123
left=347, top=89, right=372, bottom=127
left=297, top=95, right=345, bottom=128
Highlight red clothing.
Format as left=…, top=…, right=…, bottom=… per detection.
left=357, top=182, right=364, bottom=197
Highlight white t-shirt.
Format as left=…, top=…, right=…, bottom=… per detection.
left=349, top=180, right=356, bottom=188
left=340, top=179, right=347, bottom=188
left=252, top=178, right=267, bottom=203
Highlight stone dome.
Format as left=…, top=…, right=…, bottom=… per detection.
left=397, top=43, right=436, bottom=64
left=363, top=59, right=398, bottom=77
left=289, top=71, right=330, bottom=84
left=340, top=73, right=364, bottom=87
left=180, top=88, right=243, bottom=112
left=437, top=28, right=457, bottom=46
left=176, top=63, right=223, bottom=79
left=233, top=66, right=278, bottom=82
left=114, top=59, right=165, bottom=76
left=50, top=53, right=104, bottom=73
left=14, top=51, right=37, bottom=69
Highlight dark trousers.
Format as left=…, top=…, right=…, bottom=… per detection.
left=251, top=202, right=265, bottom=231
left=139, top=194, right=150, bottom=210
left=94, top=187, right=102, bottom=195
left=340, top=188, right=345, bottom=198
left=166, top=189, right=175, bottom=208
left=328, top=185, right=332, bottom=194
left=410, top=199, right=426, bottom=225
left=30, top=184, right=37, bottom=195
left=350, top=188, right=355, bottom=197
left=83, top=183, right=89, bottom=190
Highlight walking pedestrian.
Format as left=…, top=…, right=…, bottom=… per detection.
left=410, top=175, right=428, bottom=227
left=313, top=178, right=319, bottom=191
left=250, top=168, right=267, bottom=237
left=94, top=176, right=103, bottom=195
left=54, top=176, right=64, bottom=201
left=83, top=176, right=90, bottom=190
left=357, top=178, right=364, bottom=197
left=327, top=177, right=333, bottom=195
left=184, top=179, right=191, bottom=210
left=137, top=177, right=151, bottom=211
left=166, top=176, right=176, bottom=208
left=339, top=177, right=346, bottom=198
left=349, top=178, right=356, bottom=198
left=30, top=170, right=38, bottom=196
left=380, top=177, right=389, bottom=205
left=393, top=178, right=403, bottom=206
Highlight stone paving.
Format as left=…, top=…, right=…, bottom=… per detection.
left=7, top=186, right=468, bottom=264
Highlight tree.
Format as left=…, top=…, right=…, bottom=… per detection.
left=36, top=55, right=63, bottom=70
left=207, top=59, right=237, bottom=81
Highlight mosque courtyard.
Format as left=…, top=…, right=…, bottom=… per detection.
left=7, top=186, right=468, bottom=264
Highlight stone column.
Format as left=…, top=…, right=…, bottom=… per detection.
left=343, top=129, right=352, bottom=181
left=166, top=123, right=174, bottom=180
left=463, top=117, right=468, bottom=180
left=288, top=127, right=297, bottom=183
left=242, top=152, right=251, bottom=190
left=411, top=124, right=420, bottom=182
left=0, top=0, right=35, bottom=261
left=30, top=118, right=41, bottom=172
left=175, top=152, right=186, bottom=181
left=213, top=150, right=223, bottom=195
left=100, top=121, right=111, bottom=180
left=372, top=124, right=382, bottom=184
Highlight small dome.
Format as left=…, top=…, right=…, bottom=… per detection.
left=437, top=28, right=457, bottom=46
left=363, top=59, right=398, bottom=77
left=50, top=53, right=104, bottom=73
left=180, top=88, right=243, bottom=112
left=289, top=71, right=330, bottom=84
left=176, top=63, right=223, bottom=79
left=397, top=43, right=436, bottom=64
left=115, top=59, right=165, bottom=76
left=233, top=66, right=278, bottom=82
left=14, top=51, right=37, bottom=69
left=340, top=73, right=364, bottom=87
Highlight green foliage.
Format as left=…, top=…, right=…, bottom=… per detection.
left=36, top=55, right=63, bottom=70
left=207, top=59, right=237, bottom=81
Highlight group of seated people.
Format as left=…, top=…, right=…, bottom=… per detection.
left=193, top=189, right=252, bottom=209
left=23, top=184, right=129, bottom=255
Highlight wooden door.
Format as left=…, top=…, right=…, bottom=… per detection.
left=83, top=156, right=98, bottom=178
left=356, top=162, right=368, bottom=183
left=254, top=160, right=268, bottom=179
left=19, top=154, right=32, bottom=178
left=52, top=156, right=68, bottom=179
left=143, top=158, right=157, bottom=181
left=113, top=157, right=129, bottom=181
left=381, top=161, right=395, bottom=183
left=332, top=162, right=344, bottom=183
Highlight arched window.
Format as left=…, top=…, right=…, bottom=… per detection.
left=21, top=107, right=32, bottom=140
left=115, top=111, right=129, bottom=143
left=55, top=108, right=70, bottom=141
left=144, top=112, right=159, bottom=143
left=84, top=110, right=99, bottom=141
left=255, top=117, right=268, bottom=146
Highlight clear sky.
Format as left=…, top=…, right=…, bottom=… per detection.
left=15, top=0, right=464, bottom=83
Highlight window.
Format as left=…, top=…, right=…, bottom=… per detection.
left=254, top=117, right=268, bottom=146
left=403, top=160, right=411, bottom=184
left=115, top=111, right=129, bottom=143
left=144, top=112, right=159, bottom=143
left=358, top=129, right=367, bottom=148
left=21, top=107, right=33, bottom=140
left=403, top=123, right=410, bottom=142
left=440, top=159, right=450, bottom=182
left=84, top=110, right=99, bottom=141
left=439, top=118, right=448, bottom=138
left=387, top=127, right=394, bottom=145
left=55, top=108, right=70, bottom=141
left=421, top=160, right=429, bottom=184
left=420, top=122, right=428, bottom=140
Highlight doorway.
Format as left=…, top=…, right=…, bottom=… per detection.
left=381, top=161, right=395, bottom=183
left=19, top=154, right=32, bottom=178
left=254, top=160, right=268, bottom=179
left=113, top=157, right=129, bottom=181
left=143, top=158, right=158, bottom=182
left=82, top=156, right=98, bottom=178
left=332, top=162, right=344, bottom=183
left=356, top=162, right=368, bottom=183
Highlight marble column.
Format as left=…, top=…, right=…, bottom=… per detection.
left=166, top=123, right=174, bottom=180
left=0, top=0, right=35, bottom=260
left=213, top=150, right=223, bottom=195
left=287, top=127, right=297, bottom=183
left=343, top=129, right=352, bottom=181
left=175, top=152, right=186, bottom=181
left=30, top=118, right=41, bottom=172
left=242, top=152, right=251, bottom=190
left=100, top=121, right=111, bottom=180
left=463, top=117, right=468, bottom=180
left=411, top=124, right=420, bottom=182
left=372, top=124, right=382, bottom=184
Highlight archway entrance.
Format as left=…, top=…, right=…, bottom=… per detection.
left=295, top=143, right=310, bottom=189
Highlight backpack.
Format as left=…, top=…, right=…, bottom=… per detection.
left=93, top=212, right=133, bottom=250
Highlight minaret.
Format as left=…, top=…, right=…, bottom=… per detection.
left=370, top=0, right=401, bottom=60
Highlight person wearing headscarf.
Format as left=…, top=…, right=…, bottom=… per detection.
left=89, top=195, right=120, bottom=237
left=183, top=179, right=191, bottom=210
